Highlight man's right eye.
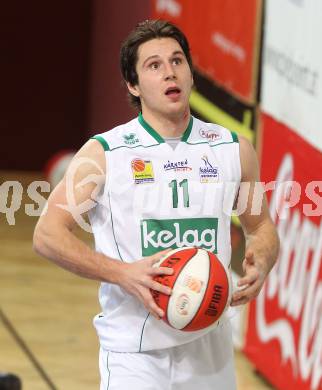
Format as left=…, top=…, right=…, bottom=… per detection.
left=149, top=62, right=159, bottom=70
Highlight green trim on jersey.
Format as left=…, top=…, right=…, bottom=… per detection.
left=181, top=116, right=193, bottom=142
left=185, top=140, right=238, bottom=147
left=138, top=112, right=193, bottom=143
left=91, top=135, right=110, bottom=151
left=109, top=143, right=160, bottom=152
left=230, top=131, right=239, bottom=143
left=138, top=113, right=165, bottom=143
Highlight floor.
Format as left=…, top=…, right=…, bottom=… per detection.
left=0, top=172, right=274, bottom=389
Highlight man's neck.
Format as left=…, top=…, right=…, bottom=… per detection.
left=141, top=108, right=191, bottom=138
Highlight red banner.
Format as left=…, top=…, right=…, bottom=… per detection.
left=244, top=113, right=322, bottom=390
left=151, top=0, right=262, bottom=103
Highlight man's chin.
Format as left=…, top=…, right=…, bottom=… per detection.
left=164, top=100, right=189, bottom=115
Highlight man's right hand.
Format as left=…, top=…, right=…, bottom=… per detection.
left=116, top=250, right=174, bottom=320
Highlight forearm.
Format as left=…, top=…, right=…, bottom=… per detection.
left=33, top=221, right=122, bottom=284
left=244, top=219, right=280, bottom=273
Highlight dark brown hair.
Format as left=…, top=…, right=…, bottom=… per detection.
left=120, top=19, right=193, bottom=110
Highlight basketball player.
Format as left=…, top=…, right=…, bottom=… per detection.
left=33, top=20, right=279, bottom=389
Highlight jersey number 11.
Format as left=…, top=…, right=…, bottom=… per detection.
left=168, top=179, right=189, bottom=208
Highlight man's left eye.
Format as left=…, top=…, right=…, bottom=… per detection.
left=173, top=58, right=182, bottom=65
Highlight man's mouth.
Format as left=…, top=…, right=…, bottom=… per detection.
left=165, top=86, right=181, bottom=96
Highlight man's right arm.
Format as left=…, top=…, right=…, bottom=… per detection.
left=33, top=139, right=172, bottom=318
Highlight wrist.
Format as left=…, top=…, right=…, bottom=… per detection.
left=98, top=254, right=127, bottom=285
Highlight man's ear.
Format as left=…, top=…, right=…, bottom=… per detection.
left=126, top=82, right=140, bottom=98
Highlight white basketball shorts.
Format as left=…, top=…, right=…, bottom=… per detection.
left=99, top=321, right=236, bottom=390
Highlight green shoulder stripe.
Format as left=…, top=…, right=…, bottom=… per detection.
left=91, top=135, right=110, bottom=151
left=230, top=131, right=239, bottom=143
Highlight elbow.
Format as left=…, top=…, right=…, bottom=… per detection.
left=33, top=224, right=47, bottom=257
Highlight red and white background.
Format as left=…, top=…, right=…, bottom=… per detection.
left=152, top=0, right=262, bottom=104
left=244, top=114, right=322, bottom=390
left=260, top=0, right=322, bottom=151
left=244, top=1, right=322, bottom=389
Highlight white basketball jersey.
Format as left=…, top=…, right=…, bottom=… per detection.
left=89, top=113, right=241, bottom=352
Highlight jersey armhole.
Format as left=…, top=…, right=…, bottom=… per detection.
left=230, top=131, right=239, bottom=143
left=91, top=135, right=110, bottom=151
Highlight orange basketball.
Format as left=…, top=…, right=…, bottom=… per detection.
left=132, top=159, right=145, bottom=172
left=152, top=247, right=231, bottom=331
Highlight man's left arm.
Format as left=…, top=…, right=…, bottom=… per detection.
left=231, top=136, right=280, bottom=306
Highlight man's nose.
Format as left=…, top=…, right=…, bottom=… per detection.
left=164, top=63, right=176, bottom=80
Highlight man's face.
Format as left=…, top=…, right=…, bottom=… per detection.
left=128, top=37, right=193, bottom=118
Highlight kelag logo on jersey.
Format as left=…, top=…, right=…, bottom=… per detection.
left=140, top=218, right=218, bottom=256
left=199, top=155, right=219, bottom=183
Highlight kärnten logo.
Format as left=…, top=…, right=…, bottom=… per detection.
left=164, top=158, right=192, bottom=172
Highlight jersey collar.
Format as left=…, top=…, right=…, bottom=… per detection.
left=138, top=112, right=193, bottom=144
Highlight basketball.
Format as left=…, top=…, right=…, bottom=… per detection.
left=152, top=247, right=232, bottom=331
left=132, top=159, right=145, bottom=172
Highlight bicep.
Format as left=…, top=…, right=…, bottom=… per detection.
left=237, top=136, right=272, bottom=235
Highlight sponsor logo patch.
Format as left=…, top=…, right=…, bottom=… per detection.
left=182, top=275, right=203, bottom=293
left=163, top=158, right=192, bottom=172
left=199, top=128, right=222, bottom=141
left=131, top=159, right=154, bottom=184
left=123, top=133, right=139, bottom=145
left=199, top=155, right=219, bottom=183
left=140, top=217, right=218, bottom=256
left=176, top=293, right=190, bottom=316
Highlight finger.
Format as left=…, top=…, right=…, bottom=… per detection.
left=230, top=296, right=249, bottom=307
left=156, top=248, right=172, bottom=257
left=233, top=280, right=261, bottom=302
left=146, top=296, right=165, bottom=319
left=237, top=270, right=259, bottom=287
left=151, top=249, right=172, bottom=261
left=150, top=249, right=171, bottom=264
left=149, top=266, right=174, bottom=276
left=148, top=280, right=172, bottom=295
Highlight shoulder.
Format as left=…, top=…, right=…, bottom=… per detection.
left=65, top=138, right=107, bottom=180
left=237, top=135, right=260, bottom=181
left=91, top=117, right=144, bottom=151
